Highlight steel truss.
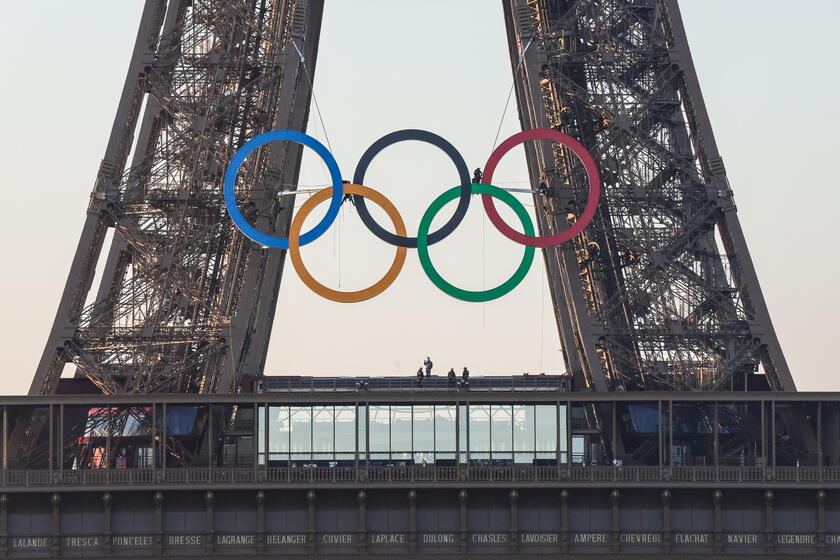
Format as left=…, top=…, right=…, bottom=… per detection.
left=31, top=0, right=323, bottom=397
left=501, top=0, right=794, bottom=393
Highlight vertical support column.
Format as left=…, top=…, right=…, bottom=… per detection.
left=263, top=404, right=270, bottom=476
left=818, top=402, right=823, bottom=468
left=657, top=401, right=663, bottom=469
left=252, top=403, right=259, bottom=479
left=566, top=402, right=572, bottom=468
left=204, top=491, right=214, bottom=554
left=151, top=403, right=157, bottom=475
left=162, top=403, right=167, bottom=478
left=668, top=401, right=674, bottom=467
left=713, top=402, right=719, bottom=467
left=154, top=491, right=163, bottom=556
left=764, top=490, right=774, bottom=554
left=611, top=403, right=618, bottom=465
left=817, top=490, right=826, bottom=554
left=356, top=490, right=366, bottom=554
left=712, top=490, right=722, bottom=553
left=306, top=490, right=316, bottom=554
left=661, top=489, right=671, bottom=554
left=50, top=493, right=60, bottom=557
left=509, top=489, right=518, bottom=554
left=105, top=404, right=111, bottom=470
left=207, top=404, right=213, bottom=472
left=407, top=489, right=417, bottom=555
left=0, top=495, right=7, bottom=557
left=256, top=491, right=265, bottom=555
left=103, top=492, right=113, bottom=555
left=610, top=489, right=619, bottom=554
left=2, top=406, right=7, bottom=474
left=58, top=404, right=64, bottom=474
left=559, top=490, right=569, bottom=553
left=48, top=405, right=54, bottom=474
left=458, top=490, right=468, bottom=554
left=761, top=401, right=766, bottom=468
left=771, top=401, right=776, bottom=467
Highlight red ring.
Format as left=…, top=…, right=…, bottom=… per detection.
left=481, top=129, right=601, bottom=248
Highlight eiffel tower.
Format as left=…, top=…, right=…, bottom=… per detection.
left=30, top=0, right=793, bottom=399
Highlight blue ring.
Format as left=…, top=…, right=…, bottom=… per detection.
left=223, top=130, right=343, bottom=249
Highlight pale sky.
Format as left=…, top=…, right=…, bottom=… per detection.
left=0, top=1, right=838, bottom=394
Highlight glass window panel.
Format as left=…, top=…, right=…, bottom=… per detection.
left=469, top=405, right=491, bottom=454
left=515, top=452, right=535, bottom=464
left=269, top=405, right=290, bottom=454
left=123, top=409, right=148, bottom=437
left=513, top=405, right=535, bottom=452
left=369, top=405, right=389, bottom=453
left=358, top=405, right=367, bottom=458
left=572, top=435, right=585, bottom=463
left=312, top=406, right=334, bottom=459
left=558, top=404, right=568, bottom=462
left=335, top=406, right=356, bottom=454
left=491, top=405, right=512, bottom=452
left=258, top=405, right=265, bottom=465
left=535, top=405, right=557, bottom=452
left=391, top=406, right=412, bottom=459
left=166, top=407, right=198, bottom=436
left=458, top=404, right=467, bottom=464
left=435, top=405, right=456, bottom=452
left=290, top=406, right=312, bottom=457
left=413, top=406, right=434, bottom=462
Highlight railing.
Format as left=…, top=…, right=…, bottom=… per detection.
left=260, top=375, right=570, bottom=393
left=2, top=465, right=840, bottom=488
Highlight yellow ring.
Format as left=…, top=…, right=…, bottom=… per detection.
left=288, top=184, right=407, bottom=303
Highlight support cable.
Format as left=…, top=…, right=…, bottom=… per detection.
left=490, top=38, right=532, bottom=153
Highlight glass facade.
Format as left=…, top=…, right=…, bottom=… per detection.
left=258, top=403, right=568, bottom=466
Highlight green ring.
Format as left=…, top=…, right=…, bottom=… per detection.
left=417, top=183, right=535, bottom=302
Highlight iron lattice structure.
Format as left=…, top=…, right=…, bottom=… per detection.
left=31, top=0, right=323, bottom=396
left=502, top=0, right=794, bottom=392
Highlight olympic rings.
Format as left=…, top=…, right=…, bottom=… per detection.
left=417, top=184, right=535, bottom=302
left=224, top=130, right=344, bottom=249
left=482, top=129, right=601, bottom=248
left=288, top=184, right=407, bottom=303
left=352, top=129, right=472, bottom=248
left=224, top=127, right=601, bottom=303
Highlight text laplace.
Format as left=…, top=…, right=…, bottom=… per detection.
left=370, top=533, right=406, bottom=544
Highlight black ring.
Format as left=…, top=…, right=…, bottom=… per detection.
left=352, top=129, right=472, bottom=248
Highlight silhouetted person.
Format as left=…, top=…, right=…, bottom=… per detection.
left=424, top=357, right=433, bottom=377
left=462, top=366, right=470, bottom=382
left=448, top=368, right=456, bottom=386
left=416, top=368, right=424, bottom=387
left=472, top=168, right=482, bottom=184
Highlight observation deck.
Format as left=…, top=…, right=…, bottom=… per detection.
left=0, top=384, right=838, bottom=557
